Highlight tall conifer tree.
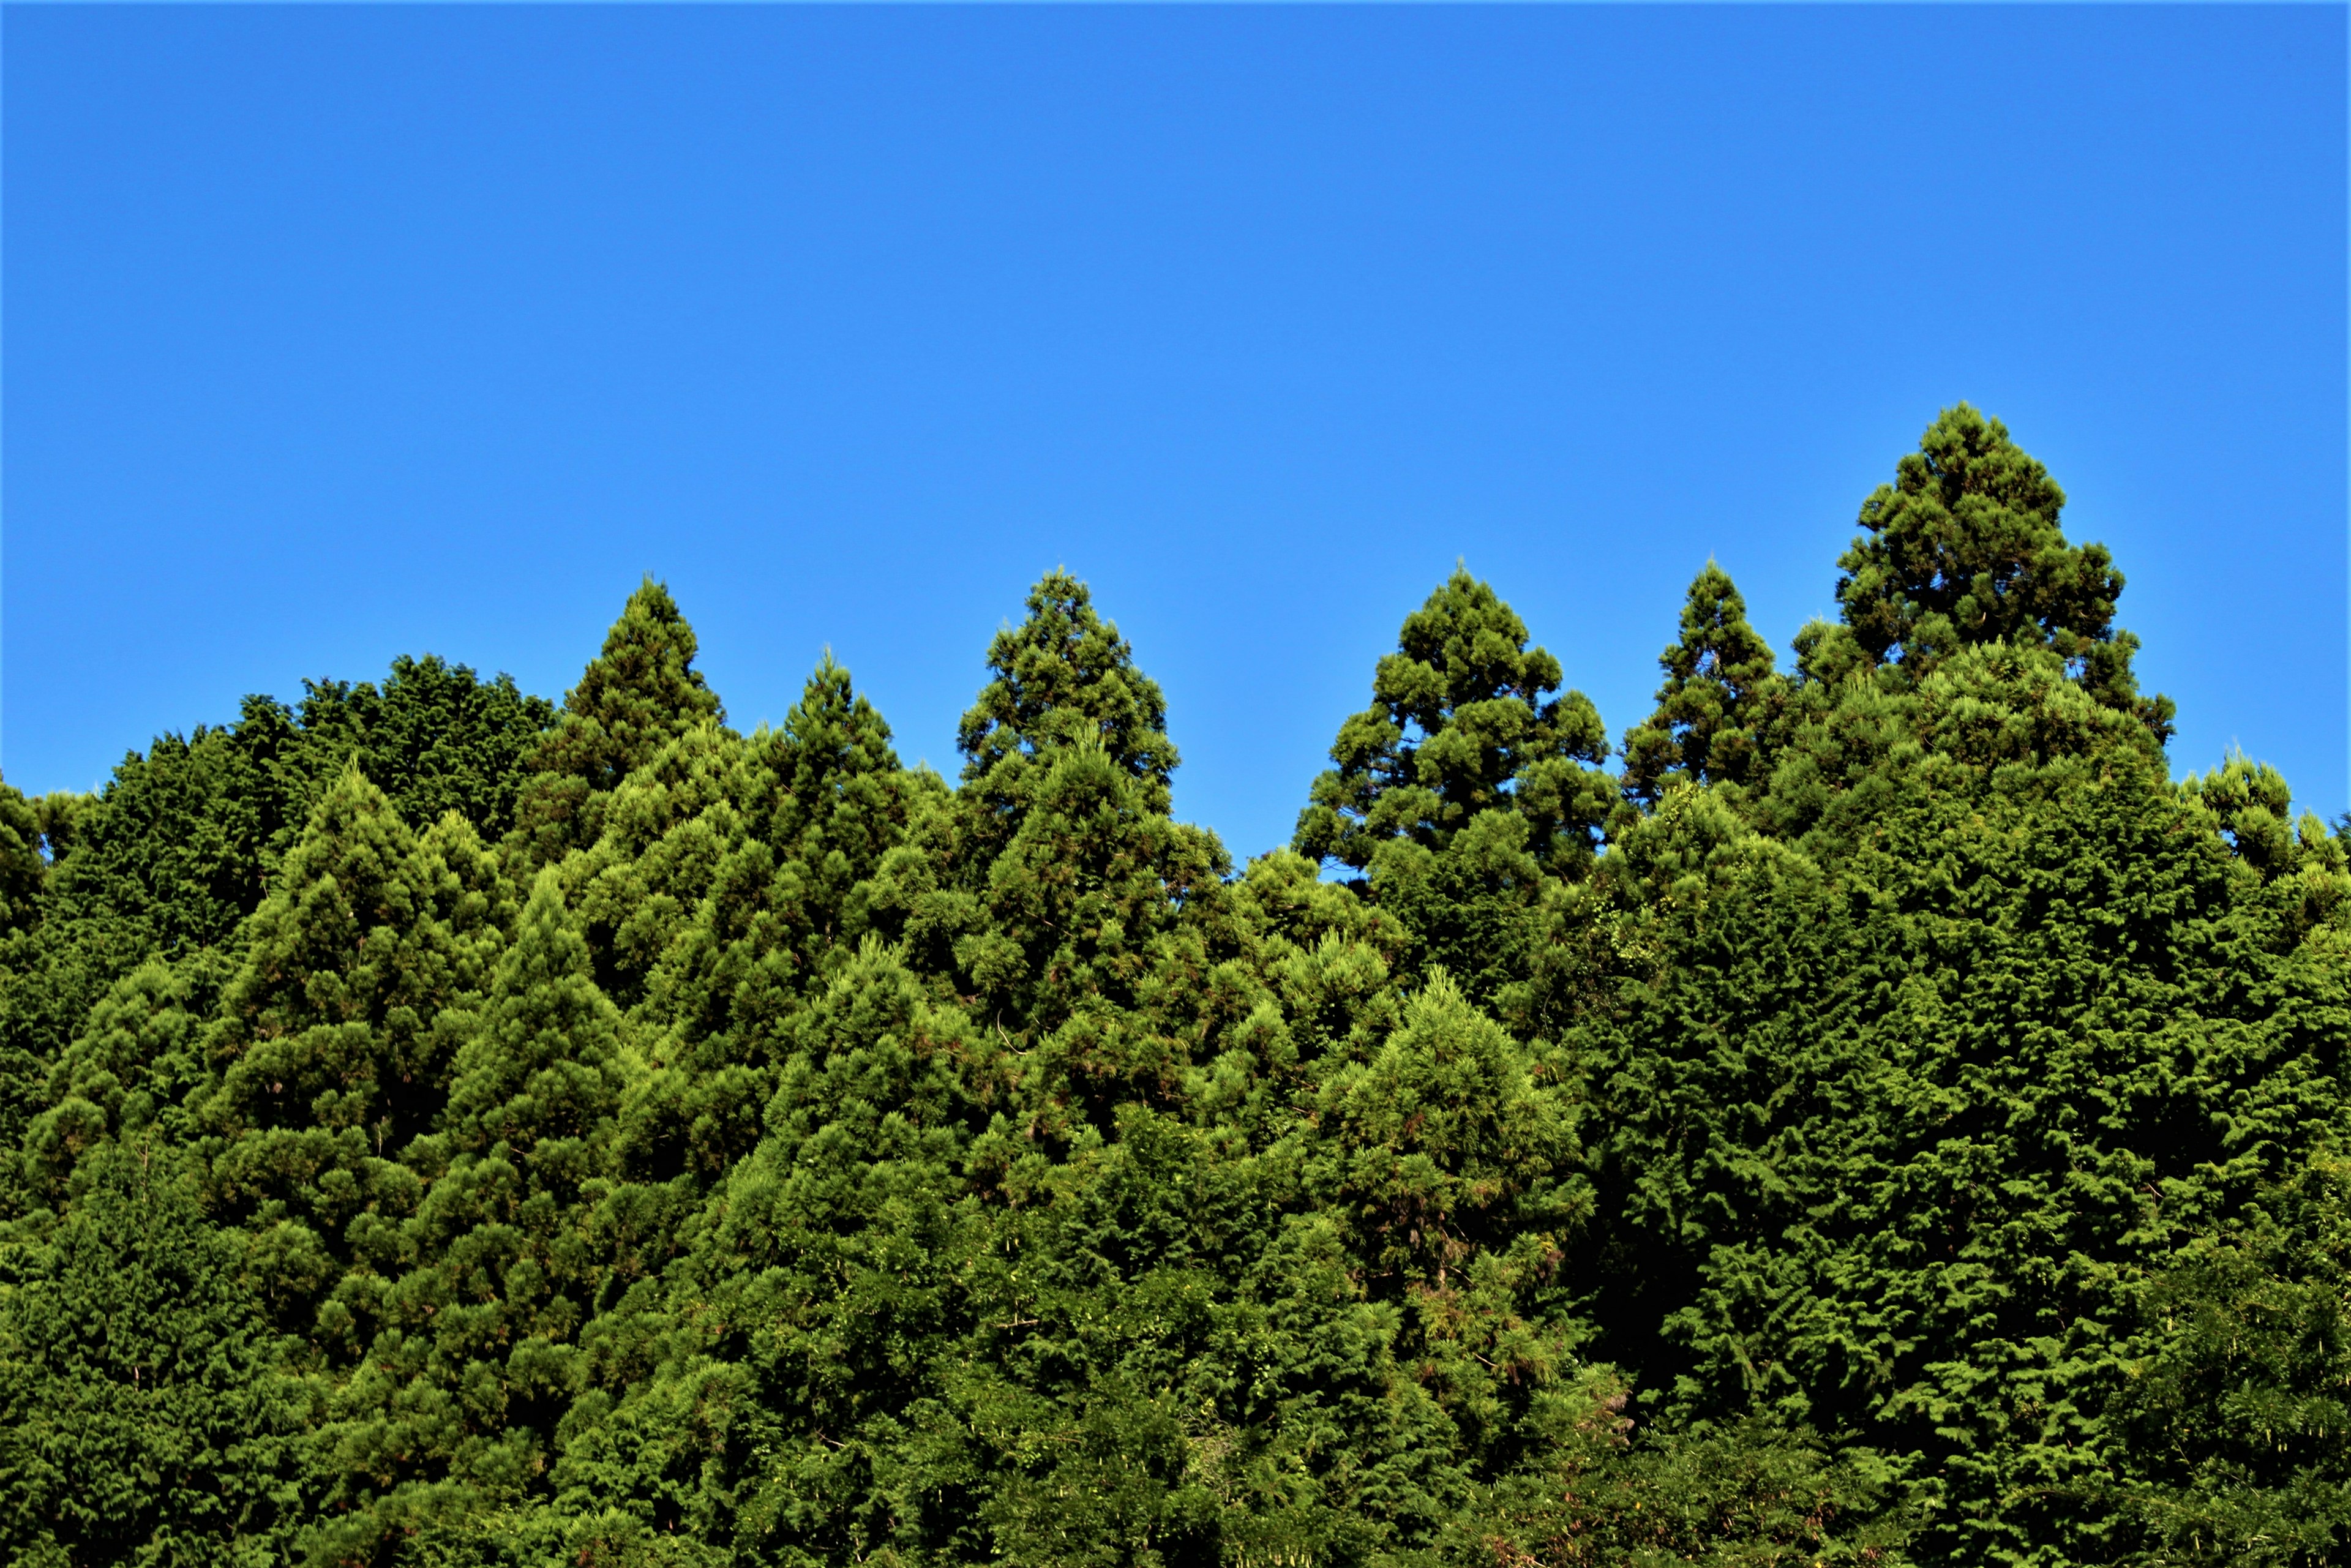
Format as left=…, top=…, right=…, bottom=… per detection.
left=513, top=579, right=727, bottom=865
left=197, top=767, right=514, bottom=1348
left=1621, top=561, right=1786, bottom=805
left=876, top=571, right=1228, bottom=1069
left=309, top=868, right=629, bottom=1557
left=1824, top=403, right=2173, bottom=737
left=1294, top=566, right=1611, bottom=880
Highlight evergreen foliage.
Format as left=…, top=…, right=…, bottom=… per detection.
left=513, top=577, right=727, bottom=866
left=2, top=408, right=2342, bottom=1568
left=1620, top=562, right=1786, bottom=805
left=0, top=1141, right=310, bottom=1566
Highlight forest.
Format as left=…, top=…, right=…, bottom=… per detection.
left=1, top=405, right=2345, bottom=1567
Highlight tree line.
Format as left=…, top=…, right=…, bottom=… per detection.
left=1, top=405, right=2344, bottom=1566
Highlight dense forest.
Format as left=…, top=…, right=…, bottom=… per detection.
left=2, top=405, right=2345, bottom=1567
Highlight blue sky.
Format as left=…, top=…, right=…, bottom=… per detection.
left=6, top=4, right=2344, bottom=859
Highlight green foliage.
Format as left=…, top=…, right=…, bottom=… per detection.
left=304, top=868, right=631, bottom=1560
left=1295, top=566, right=1611, bottom=880
left=197, top=765, right=514, bottom=1348
left=0, top=1141, right=310, bottom=1566
left=2, top=410, right=2341, bottom=1568
left=290, top=657, right=558, bottom=839
left=2109, top=1145, right=2351, bottom=1564
left=1826, top=403, right=2173, bottom=737
left=1294, top=569, right=1614, bottom=1015
left=0, top=780, right=46, bottom=938
left=1621, top=563, right=1787, bottom=806
left=0, top=658, right=549, bottom=1221
left=513, top=578, right=727, bottom=865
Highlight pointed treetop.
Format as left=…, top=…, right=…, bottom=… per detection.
left=782, top=653, right=901, bottom=787
left=1621, top=561, right=1784, bottom=804
left=956, top=570, right=1178, bottom=794
left=512, top=577, right=727, bottom=860
left=437, top=865, right=623, bottom=1160
left=549, top=576, right=726, bottom=782
left=1295, top=567, right=1608, bottom=871
left=1834, top=406, right=2168, bottom=734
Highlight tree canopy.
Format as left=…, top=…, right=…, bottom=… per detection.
left=3, top=407, right=2342, bottom=1568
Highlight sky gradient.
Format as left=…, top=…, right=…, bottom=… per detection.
left=7, top=4, right=2345, bottom=859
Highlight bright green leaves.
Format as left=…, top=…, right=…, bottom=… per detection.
left=514, top=577, right=728, bottom=865
left=434, top=868, right=630, bottom=1175
left=198, top=765, right=515, bottom=1343
left=21, top=953, right=221, bottom=1204
left=1318, top=971, right=1583, bottom=1292
left=1295, top=567, right=1610, bottom=878
left=2111, top=1146, right=2351, bottom=1564
left=877, top=572, right=1229, bottom=1074
left=308, top=869, right=632, bottom=1557
left=642, top=940, right=984, bottom=1561
left=2184, top=756, right=2351, bottom=942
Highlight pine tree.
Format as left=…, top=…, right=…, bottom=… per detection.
left=1310, top=973, right=1592, bottom=1490
left=20, top=952, right=222, bottom=1206
left=196, top=766, right=514, bottom=1351
left=513, top=579, right=727, bottom=865
left=1293, top=566, right=1612, bottom=880
left=957, top=569, right=1178, bottom=814
left=1, top=658, right=556, bottom=1214
left=1294, top=569, right=1613, bottom=1009
left=872, top=571, right=1230, bottom=1111
left=307, top=868, right=631, bottom=1558
left=612, top=658, right=925, bottom=1188
left=1621, top=561, right=1787, bottom=805
left=1578, top=732, right=2345, bottom=1563
left=0, top=781, right=51, bottom=1177
left=1829, top=403, right=2173, bottom=736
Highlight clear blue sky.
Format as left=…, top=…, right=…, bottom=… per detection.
left=7, top=5, right=2344, bottom=859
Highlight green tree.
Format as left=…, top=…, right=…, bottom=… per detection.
left=1295, top=566, right=1611, bottom=880
left=1578, top=729, right=2345, bottom=1564
left=513, top=579, right=727, bottom=865
left=20, top=952, right=224, bottom=1207
left=0, top=659, right=554, bottom=1220
left=196, top=765, right=514, bottom=1351
left=1294, top=569, right=1613, bottom=1011
left=1823, top=403, right=2172, bottom=736
left=872, top=571, right=1230, bottom=1127
left=1621, top=563, right=1787, bottom=806
left=588, top=658, right=923, bottom=1211
left=2110, top=1146, right=2351, bottom=1565
left=602, top=939, right=986, bottom=1564
left=305, top=868, right=632, bottom=1559
left=0, top=1141, right=311, bottom=1566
